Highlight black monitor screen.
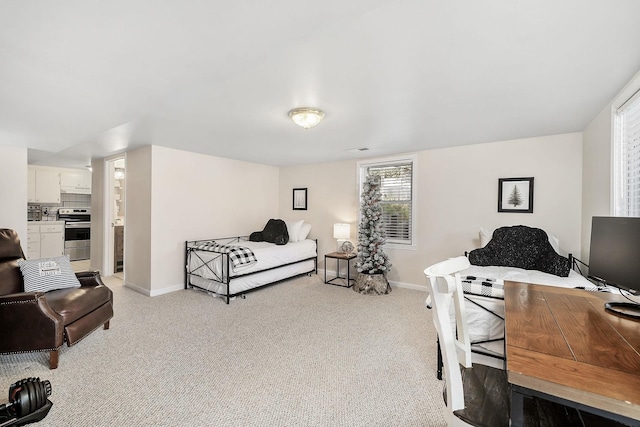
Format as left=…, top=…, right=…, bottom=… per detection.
left=588, top=216, right=640, bottom=296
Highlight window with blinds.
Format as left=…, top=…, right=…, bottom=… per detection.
left=359, top=156, right=415, bottom=245
left=614, top=88, right=640, bottom=217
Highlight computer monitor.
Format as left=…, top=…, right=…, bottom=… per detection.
left=588, top=216, right=640, bottom=319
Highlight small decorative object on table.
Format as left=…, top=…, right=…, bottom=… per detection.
left=340, top=240, right=354, bottom=254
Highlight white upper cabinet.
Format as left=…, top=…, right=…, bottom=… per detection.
left=60, top=169, right=91, bottom=194
left=27, top=169, right=36, bottom=202
left=29, top=169, right=61, bottom=203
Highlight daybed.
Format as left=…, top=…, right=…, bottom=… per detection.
left=433, top=225, right=602, bottom=378
left=185, top=220, right=317, bottom=303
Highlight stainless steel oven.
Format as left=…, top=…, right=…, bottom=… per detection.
left=58, top=208, right=91, bottom=261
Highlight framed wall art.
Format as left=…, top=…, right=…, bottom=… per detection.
left=293, top=188, right=308, bottom=210
left=498, top=177, right=534, bottom=213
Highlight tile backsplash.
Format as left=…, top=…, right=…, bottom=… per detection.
left=29, top=193, right=91, bottom=221
left=60, top=193, right=91, bottom=207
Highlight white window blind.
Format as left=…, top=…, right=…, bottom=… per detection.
left=361, top=160, right=414, bottom=245
left=614, top=88, right=640, bottom=217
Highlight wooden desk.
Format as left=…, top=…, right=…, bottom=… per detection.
left=504, top=281, right=640, bottom=426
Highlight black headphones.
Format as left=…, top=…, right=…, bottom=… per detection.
left=0, top=378, right=52, bottom=427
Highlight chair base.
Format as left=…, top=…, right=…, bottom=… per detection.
left=49, top=319, right=111, bottom=369
left=49, top=349, right=58, bottom=369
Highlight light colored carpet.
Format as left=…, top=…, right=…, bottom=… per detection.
left=0, top=274, right=447, bottom=426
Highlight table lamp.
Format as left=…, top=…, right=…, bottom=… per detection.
left=333, top=223, right=351, bottom=253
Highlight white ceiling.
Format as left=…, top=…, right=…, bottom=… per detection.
left=2, top=0, right=640, bottom=169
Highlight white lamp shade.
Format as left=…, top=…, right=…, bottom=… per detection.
left=333, top=223, right=350, bottom=239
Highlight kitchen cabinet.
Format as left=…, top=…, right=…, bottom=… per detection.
left=27, top=169, right=36, bottom=202
left=60, top=170, right=91, bottom=194
left=28, top=169, right=61, bottom=203
left=26, top=222, right=65, bottom=259
left=26, top=224, right=41, bottom=260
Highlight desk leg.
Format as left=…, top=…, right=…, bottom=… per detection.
left=511, top=386, right=524, bottom=427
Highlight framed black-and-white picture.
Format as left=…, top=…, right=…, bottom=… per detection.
left=498, top=177, right=534, bottom=213
left=293, top=188, right=307, bottom=210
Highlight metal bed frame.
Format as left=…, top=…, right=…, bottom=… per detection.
left=435, top=254, right=589, bottom=380
left=185, top=236, right=318, bottom=304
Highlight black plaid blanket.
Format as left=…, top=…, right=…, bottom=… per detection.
left=461, top=276, right=504, bottom=299
left=194, top=241, right=258, bottom=269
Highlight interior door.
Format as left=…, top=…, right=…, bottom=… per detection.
left=103, top=156, right=126, bottom=277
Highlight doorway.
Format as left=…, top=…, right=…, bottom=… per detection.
left=104, top=156, right=126, bottom=277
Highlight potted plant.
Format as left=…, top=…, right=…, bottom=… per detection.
left=353, top=174, right=392, bottom=294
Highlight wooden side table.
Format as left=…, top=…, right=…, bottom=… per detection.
left=324, top=252, right=357, bottom=288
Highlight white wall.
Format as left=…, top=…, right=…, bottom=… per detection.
left=121, top=146, right=153, bottom=294
left=278, top=160, right=359, bottom=264
left=90, top=158, right=106, bottom=272
left=118, top=145, right=280, bottom=296
left=279, top=133, right=584, bottom=288
left=0, top=146, right=27, bottom=248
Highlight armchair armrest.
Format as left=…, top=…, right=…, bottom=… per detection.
left=75, top=270, right=105, bottom=287
left=74, top=270, right=112, bottom=305
left=0, top=291, right=43, bottom=303
left=0, top=293, right=64, bottom=353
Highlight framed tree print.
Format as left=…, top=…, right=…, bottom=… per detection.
left=293, top=188, right=307, bottom=210
left=498, top=177, right=534, bottom=213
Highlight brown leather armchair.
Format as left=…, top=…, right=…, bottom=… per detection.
left=0, top=228, right=113, bottom=369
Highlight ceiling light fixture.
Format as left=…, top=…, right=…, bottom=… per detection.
left=288, top=107, right=325, bottom=129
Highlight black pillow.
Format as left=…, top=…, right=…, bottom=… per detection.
left=249, top=219, right=289, bottom=245
left=468, top=225, right=570, bottom=277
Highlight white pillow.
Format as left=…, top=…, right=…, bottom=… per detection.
left=479, top=227, right=560, bottom=253
left=547, top=234, right=560, bottom=253
left=479, top=227, right=493, bottom=247
left=299, top=222, right=312, bottom=240
left=286, top=220, right=304, bottom=243
left=18, top=256, right=81, bottom=293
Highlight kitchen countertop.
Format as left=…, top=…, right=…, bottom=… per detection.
left=27, top=220, right=65, bottom=226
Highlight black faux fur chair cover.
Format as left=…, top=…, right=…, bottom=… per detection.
left=468, top=225, right=570, bottom=277
left=249, top=219, right=289, bottom=245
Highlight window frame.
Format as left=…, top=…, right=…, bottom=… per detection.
left=612, top=78, right=640, bottom=218
left=357, top=154, right=417, bottom=250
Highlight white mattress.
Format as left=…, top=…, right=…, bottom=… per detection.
left=188, top=239, right=317, bottom=297
left=456, top=265, right=596, bottom=356
left=190, top=259, right=316, bottom=297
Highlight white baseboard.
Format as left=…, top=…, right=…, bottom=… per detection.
left=150, top=284, right=184, bottom=297
left=389, top=280, right=428, bottom=292
left=125, top=271, right=427, bottom=297
left=123, top=281, right=150, bottom=296
left=322, top=268, right=428, bottom=292
left=124, top=281, right=184, bottom=297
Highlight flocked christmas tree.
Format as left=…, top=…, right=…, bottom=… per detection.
left=356, top=174, right=392, bottom=275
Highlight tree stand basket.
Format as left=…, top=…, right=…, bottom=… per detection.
left=353, top=273, right=391, bottom=295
